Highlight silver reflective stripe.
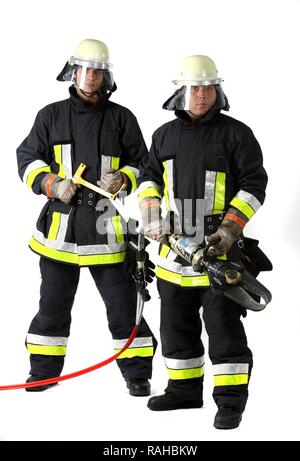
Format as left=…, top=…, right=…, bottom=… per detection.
left=204, top=170, right=216, bottom=215
left=23, top=160, right=49, bottom=183
left=113, top=336, right=153, bottom=349
left=166, top=249, right=178, bottom=263
left=157, top=256, right=182, bottom=273
left=122, top=165, right=139, bottom=179
left=56, top=213, right=70, bottom=242
left=33, top=229, right=77, bottom=252
left=101, top=155, right=112, bottom=177
left=106, top=218, right=117, bottom=245
left=61, top=144, right=72, bottom=179
left=164, top=356, right=205, bottom=370
left=78, top=242, right=126, bottom=255
left=165, top=160, right=180, bottom=217
left=236, top=190, right=261, bottom=212
left=33, top=229, right=126, bottom=255
left=137, top=180, right=161, bottom=195
left=157, top=256, right=202, bottom=277
left=213, top=363, right=249, bottom=375
left=27, top=333, right=68, bottom=346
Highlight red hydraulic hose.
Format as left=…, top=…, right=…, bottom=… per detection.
left=0, top=324, right=139, bottom=391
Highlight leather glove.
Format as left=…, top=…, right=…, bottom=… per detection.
left=41, top=173, right=77, bottom=205
left=139, top=197, right=168, bottom=244
left=124, top=233, right=156, bottom=283
left=207, top=207, right=248, bottom=256
left=98, top=168, right=127, bottom=194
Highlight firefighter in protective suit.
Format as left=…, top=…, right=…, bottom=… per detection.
left=16, top=39, right=157, bottom=396
left=138, top=55, right=268, bottom=429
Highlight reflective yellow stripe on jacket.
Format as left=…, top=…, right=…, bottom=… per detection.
left=204, top=170, right=226, bottom=215
left=119, top=165, right=139, bottom=193
left=230, top=190, right=261, bottom=220
left=29, top=232, right=127, bottom=267
left=23, top=160, right=51, bottom=189
left=53, top=143, right=72, bottom=179
left=137, top=181, right=162, bottom=201
left=156, top=245, right=210, bottom=287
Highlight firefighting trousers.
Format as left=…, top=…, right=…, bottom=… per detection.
left=26, top=257, right=157, bottom=380
left=157, top=279, right=253, bottom=413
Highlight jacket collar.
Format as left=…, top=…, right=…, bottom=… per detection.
left=69, top=85, right=111, bottom=113
left=175, top=108, right=220, bottom=126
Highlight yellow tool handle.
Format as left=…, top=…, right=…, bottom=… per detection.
left=72, top=163, right=117, bottom=199
left=71, top=163, right=132, bottom=224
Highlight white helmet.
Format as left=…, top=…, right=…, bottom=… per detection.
left=69, top=39, right=110, bottom=69
left=163, top=55, right=228, bottom=111
left=173, top=55, right=222, bottom=88
left=57, top=39, right=115, bottom=93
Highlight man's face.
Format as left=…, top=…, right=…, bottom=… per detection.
left=76, top=67, right=104, bottom=94
left=188, top=85, right=217, bottom=116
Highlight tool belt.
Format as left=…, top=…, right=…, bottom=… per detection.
left=168, top=211, right=225, bottom=237
left=204, top=213, right=225, bottom=235
left=75, top=189, right=100, bottom=207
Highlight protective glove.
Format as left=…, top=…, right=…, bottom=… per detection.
left=124, top=233, right=156, bottom=284
left=139, top=197, right=168, bottom=244
left=207, top=207, right=248, bottom=256
left=98, top=168, right=127, bottom=194
left=41, top=173, right=77, bottom=205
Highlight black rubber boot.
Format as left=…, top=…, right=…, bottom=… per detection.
left=25, top=375, right=58, bottom=392
left=213, top=407, right=242, bottom=429
left=126, top=379, right=150, bottom=396
left=148, top=393, right=203, bottom=411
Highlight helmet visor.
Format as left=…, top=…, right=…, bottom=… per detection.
left=57, top=59, right=114, bottom=93
left=163, top=84, right=228, bottom=112
left=74, top=66, right=102, bottom=93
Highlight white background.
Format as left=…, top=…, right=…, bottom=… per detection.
left=0, top=0, right=300, bottom=442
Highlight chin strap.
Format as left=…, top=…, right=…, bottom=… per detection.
left=78, top=87, right=100, bottom=99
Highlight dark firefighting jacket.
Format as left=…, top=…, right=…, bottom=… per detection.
left=17, top=86, right=147, bottom=266
left=138, top=109, right=268, bottom=287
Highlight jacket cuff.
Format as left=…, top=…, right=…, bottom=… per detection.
left=137, top=181, right=162, bottom=202
left=22, top=160, right=51, bottom=194
left=119, top=165, right=139, bottom=193
left=229, top=190, right=262, bottom=220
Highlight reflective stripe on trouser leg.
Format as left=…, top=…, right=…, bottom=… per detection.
left=157, top=279, right=204, bottom=401
left=89, top=264, right=157, bottom=380
left=27, top=257, right=80, bottom=378
left=201, top=288, right=253, bottom=412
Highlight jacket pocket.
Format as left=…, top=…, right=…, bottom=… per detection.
left=36, top=201, right=50, bottom=238
left=36, top=200, right=71, bottom=242
left=205, top=143, right=230, bottom=173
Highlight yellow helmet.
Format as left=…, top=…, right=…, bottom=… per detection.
left=57, top=39, right=114, bottom=92
left=163, top=55, right=229, bottom=112
left=69, top=39, right=111, bottom=70
left=173, top=55, right=222, bottom=88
